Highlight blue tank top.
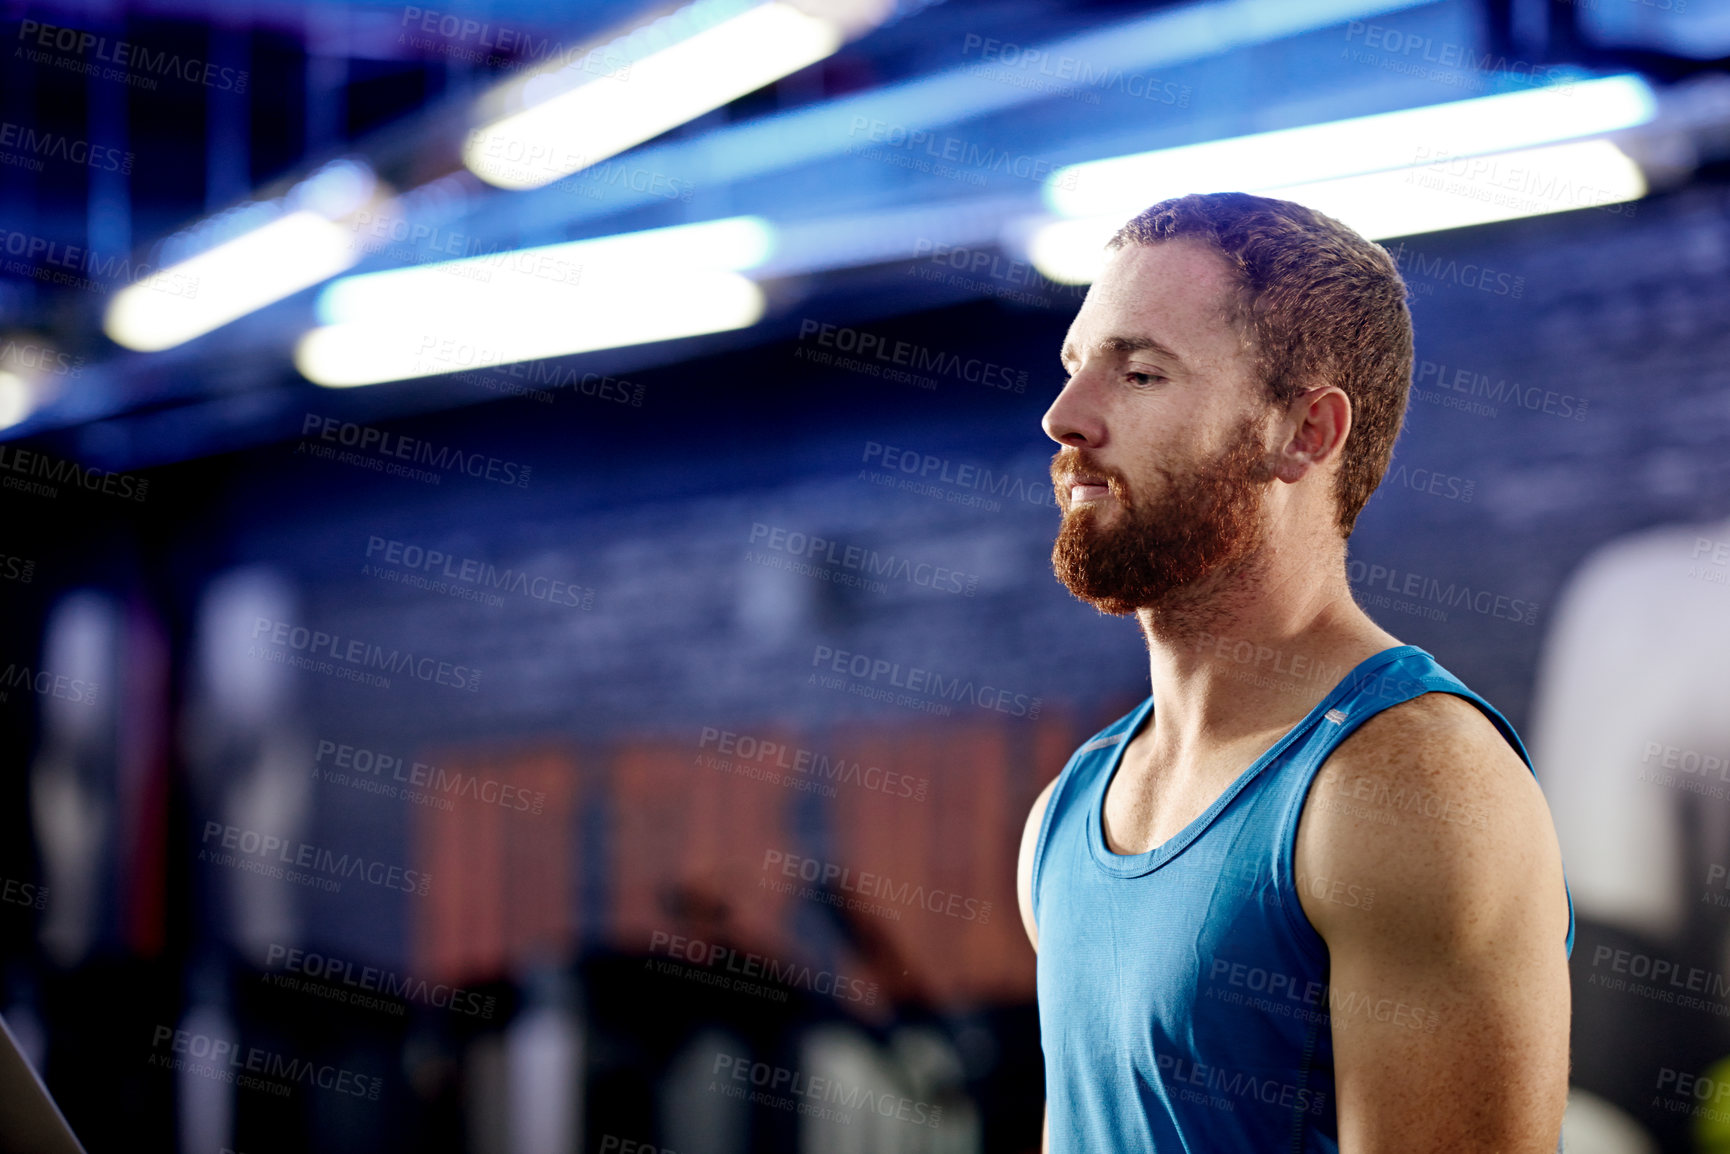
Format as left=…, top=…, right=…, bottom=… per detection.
left=1032, top=644, right=1575, bottom=1152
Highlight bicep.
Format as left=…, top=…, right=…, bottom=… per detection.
left=1325, top=896, right=1570, bottom=1153
left=1302, top=704, right=1572, bottom=1152
left=1018, top=777, right=1060, bottom=952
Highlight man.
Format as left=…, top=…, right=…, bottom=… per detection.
left=1016, top=192, right=1575, bottom=1153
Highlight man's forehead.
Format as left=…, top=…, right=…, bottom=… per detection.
left=1060, top=239, right=1242, bottom=365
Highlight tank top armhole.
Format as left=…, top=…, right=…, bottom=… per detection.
left=1275, top=674, right=1470, bottom=966
left=1276, top=745, right=1339, bottom=971
left=1031, top=704, right=1149, bottom=929
left=1419, top=681, right=1579, bottom=957
left=1276, top=676, right=1576, bottom=959
left=1030, top=752, right=1084, bottom=933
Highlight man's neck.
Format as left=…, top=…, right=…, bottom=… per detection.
left=1131, top=553, right=1400, bottom=764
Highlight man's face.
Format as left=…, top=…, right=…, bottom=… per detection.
left=1043, top=237, right=1280, bottom=616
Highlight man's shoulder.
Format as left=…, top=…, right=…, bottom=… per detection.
left=1321, top=688, right=1530, bottom=794
left=1298, top=689, right=1561, bottom=941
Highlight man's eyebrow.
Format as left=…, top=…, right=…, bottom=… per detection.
left=1059, top=335, right=1187, bottom=370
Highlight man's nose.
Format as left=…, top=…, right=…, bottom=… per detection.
left=1043, top=376, right=1105, bottom=447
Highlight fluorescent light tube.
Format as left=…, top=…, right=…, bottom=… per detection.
left=465, top=2, right=844, bottom=190
left=1028, top=138, right=1646, bottom=284
left=1045, top=74, right=1656, bottom=222
left=105, top=211, right=359, bottom=352
left=316, top=216, right=773, bottom=327
left=295, top=270, right=764, bottom=387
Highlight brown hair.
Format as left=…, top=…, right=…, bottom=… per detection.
left=1108, top=192, right=1412, bottom=539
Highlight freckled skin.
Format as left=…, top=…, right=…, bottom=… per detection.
left=1018, top=238, right=1571, bottom=1153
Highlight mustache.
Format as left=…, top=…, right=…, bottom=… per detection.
left=1050, top=448, right=1134, bottom=506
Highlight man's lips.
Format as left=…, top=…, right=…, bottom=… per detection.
left=1071, top=483, right=1110, bottom=504
left=1062, top=473, right=1113, bottom=506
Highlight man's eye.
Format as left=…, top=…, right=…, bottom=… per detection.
left=1127, top=372, right=1166, bottom=386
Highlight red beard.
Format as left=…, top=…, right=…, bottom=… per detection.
left=1050, top=413, right=1276, bottom=616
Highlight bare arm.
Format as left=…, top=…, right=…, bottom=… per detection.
left=1297, top=693, right=1572, bottom=1153
left=1018, top=777, right=1060, bottom=952
left=1018, top=777, right=1059, bottom=1152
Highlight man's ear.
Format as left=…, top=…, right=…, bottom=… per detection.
left=1274, top=386, right=1350, bottom=483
